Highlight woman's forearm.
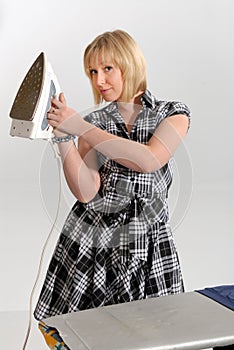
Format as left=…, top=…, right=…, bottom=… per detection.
left=58, top=115, right=162, bottom=173
left=57, top=113, right=187, bottom=173
left=48, top=94, right=188, bottom=174
left=56, top=140, right=100, bottom=202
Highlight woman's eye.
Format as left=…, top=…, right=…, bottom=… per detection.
left=105, top=66, right=113, bottom=72
left=90, top=69, right=97, bottom=75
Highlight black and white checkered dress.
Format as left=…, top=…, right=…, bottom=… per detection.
left=34, top=90, right=191, bottom=321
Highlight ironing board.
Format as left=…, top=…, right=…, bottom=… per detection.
left=42, top=291, right=234, bottom=350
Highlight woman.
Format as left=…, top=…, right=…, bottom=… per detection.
left=34, top=29, right=191, bottom=346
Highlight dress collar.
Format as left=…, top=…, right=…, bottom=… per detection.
left=104, top=89, right=157, bottom=113
left=141, top=89, right=157, bottom=109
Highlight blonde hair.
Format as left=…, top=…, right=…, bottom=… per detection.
left=83, top=29, right=147, bottom=104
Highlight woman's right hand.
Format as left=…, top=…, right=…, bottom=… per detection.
left=47, top=92, right=77, bottom=136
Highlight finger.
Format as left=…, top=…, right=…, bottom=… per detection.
left=47, top=117, right=58, bottom=128
left=51, top=92, right=66, bottom=108
left=48, top=106, right=59, bottom=116
left=49, top=107, right=57, bottom=113
left=47, top=112, right=60, bottom=122
left=51, top=97, right=64, bottom=109
left=59, top=92, right=67, bottom=105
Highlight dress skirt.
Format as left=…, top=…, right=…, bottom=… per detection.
left=34, top=197, right=184, bottom=321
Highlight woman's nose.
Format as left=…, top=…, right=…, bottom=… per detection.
left=97, top=71, right=106, bottom=86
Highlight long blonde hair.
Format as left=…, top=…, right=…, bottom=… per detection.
left=84, top=29, right=147, bottom=104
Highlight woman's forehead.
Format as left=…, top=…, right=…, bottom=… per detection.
left=89, top=51, right=115, bottom=67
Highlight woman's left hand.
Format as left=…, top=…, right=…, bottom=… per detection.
left=47, top=92, right=77, bottom=136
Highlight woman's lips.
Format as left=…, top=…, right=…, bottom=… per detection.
left=100, top=88, right=111, bottom=94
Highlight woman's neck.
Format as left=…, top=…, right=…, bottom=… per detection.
left=117, top=91, right=144, bottom=132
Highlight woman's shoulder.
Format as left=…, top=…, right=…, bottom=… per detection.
left=143, top=90, right=191, bottom=126
left=144, top=90, right=190, bottom=114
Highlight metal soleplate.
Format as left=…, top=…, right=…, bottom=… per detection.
left=9, top=52, right=45, bottom=121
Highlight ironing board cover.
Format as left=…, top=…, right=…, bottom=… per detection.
left=197, top=285, right=234, bottom=311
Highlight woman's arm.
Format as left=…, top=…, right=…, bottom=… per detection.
left=49, top=93, right=189, bottom=174
left=54, top=135, right=100, bottom=203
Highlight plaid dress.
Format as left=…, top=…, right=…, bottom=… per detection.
left=34, top=90, right=191, bottom=321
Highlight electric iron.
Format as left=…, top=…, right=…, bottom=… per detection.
left=9, top=52, right=61, bottom=139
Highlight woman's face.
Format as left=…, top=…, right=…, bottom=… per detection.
left=89, top=55, right=124, bottom=102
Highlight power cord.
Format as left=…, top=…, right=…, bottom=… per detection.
left=22, top=139, right=62, bottom=349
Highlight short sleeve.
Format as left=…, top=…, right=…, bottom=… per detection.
left=165, top=101, right=191, bottom=130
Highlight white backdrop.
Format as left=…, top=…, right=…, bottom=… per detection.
left=1, top=0, right=234, bottom=319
